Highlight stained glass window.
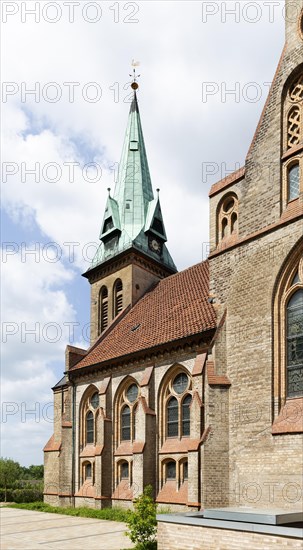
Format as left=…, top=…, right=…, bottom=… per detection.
left=287, top=290, right=303, bottom=397
left=173, top=373, right=188, bottom=395
left=288, top=164, right=300, bottom=202
left=86, top=411, right=94, bottom=444
left=182, top=394, right=192, bottom=436
left=166, top=461, right=176, bottom=479
left=167, top=397, right=178, bottom=437
left=121, top=405, right=131, bottom=440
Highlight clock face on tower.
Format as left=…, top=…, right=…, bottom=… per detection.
left=148, top=236, right=162, bottom=255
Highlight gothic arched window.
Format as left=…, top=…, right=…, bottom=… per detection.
left=165, top=371, right=192, bottom=439
left=99, top=286, right=109, bottom=333
left=113, top=279, right=123, bottom=318
left=273, top=249, right=303, bottom=412
left=116, top=380, right=139, bottom=445
left=217, top=193, right=239, bottom=245
left=80, top=387, right=99, bottom=448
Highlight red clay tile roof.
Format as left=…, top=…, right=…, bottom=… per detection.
left=71, top=261, right=216, bottom=371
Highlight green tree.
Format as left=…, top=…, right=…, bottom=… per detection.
left=0, top=458, right=21, bottom=501
left=21, top=464, right=44, bottom=480
left=126, top=485, right=157, bottom=549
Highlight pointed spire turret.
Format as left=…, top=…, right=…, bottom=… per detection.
left=87, top=72, right=176, bottom=274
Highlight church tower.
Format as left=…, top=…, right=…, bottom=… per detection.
left=84, top=78, right=177, bottom=343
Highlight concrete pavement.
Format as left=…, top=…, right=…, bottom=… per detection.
left=0, top=507, right=134, bottom=549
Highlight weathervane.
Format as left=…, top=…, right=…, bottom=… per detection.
left=130, top=59, right=140, bottom=90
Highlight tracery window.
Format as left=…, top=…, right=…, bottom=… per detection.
left=116, top=380, right=139, bottom=444
left=282, top=70, right=303, bottom=208
left=113, top=279, right=123, bottom=318
left=165, top=371, right=192, bottom=439
left=99, top=286, right=109, bottom=333
left=217, top=193, right=239, bottom=245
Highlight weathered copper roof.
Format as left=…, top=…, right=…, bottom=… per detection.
left=87, top=92, right=176, bottom=274
left=71, top=260, right=216, bottom=371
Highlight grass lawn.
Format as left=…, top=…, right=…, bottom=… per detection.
left=6, top=501, right=131, bottom=522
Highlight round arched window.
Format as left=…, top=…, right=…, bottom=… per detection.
left=126, top=384, right=138, bottom=403
left=172, top=373, right=188, bottom=394
left=90, top=392, right=99, bottom=409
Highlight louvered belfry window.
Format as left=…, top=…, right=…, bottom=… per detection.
left=100, top=286, right=108, bottom=333
left=114, top=279, right=123, bottom=318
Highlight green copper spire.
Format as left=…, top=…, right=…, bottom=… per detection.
left=88, top=86, right=176, bottom=274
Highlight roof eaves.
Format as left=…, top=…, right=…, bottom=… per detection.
left=68, top=326, right=216, bottom=376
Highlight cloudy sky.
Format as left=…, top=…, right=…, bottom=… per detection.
left=1, top=1, right=286, bottom=465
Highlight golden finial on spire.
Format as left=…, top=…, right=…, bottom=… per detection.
left=130, top=60, right=140, bottom=90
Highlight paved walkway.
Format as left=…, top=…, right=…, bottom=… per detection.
left=0, top=507, right=134, bottom=549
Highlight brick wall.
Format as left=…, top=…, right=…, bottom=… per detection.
left=157, top=522, right=303, bottom=550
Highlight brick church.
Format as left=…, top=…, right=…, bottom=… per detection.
left=44, top=1, right=303, bottom=516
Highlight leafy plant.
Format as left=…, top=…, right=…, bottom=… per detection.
left=126, top=485, right=157, bottom=549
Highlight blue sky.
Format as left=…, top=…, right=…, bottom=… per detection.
left=1, top=1, right=286, bottom=465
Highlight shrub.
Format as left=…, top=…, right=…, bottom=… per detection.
left=12, top=487, right=43, bottom=503
left=126, top=485, right=157, bottom=549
